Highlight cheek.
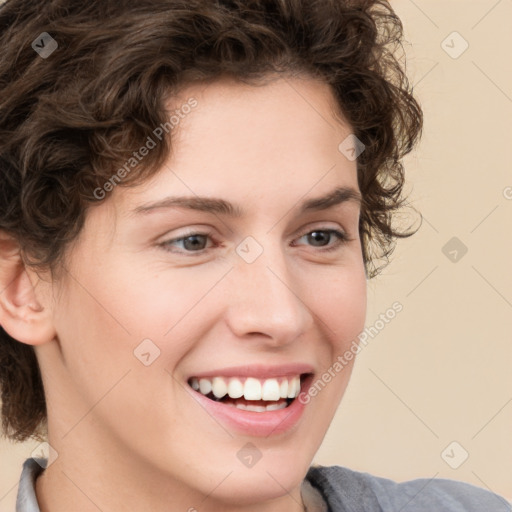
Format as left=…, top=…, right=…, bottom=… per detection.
left=309, top=265, right=367, bottom=348
left=53, top=282, right=135, bottom=384
left=303, top=268, right=366, bottom=424
left=64, top=260, right=236, bottom=402
left=51, top=274, right=190, bottom=440
left=98, top=255, right=230, bottom=336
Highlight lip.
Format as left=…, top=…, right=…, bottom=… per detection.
left=188, top=363, right=315, bottom=379
left=187, top=371, right=315, bottom=437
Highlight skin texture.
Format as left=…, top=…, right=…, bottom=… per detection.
left=1, top=76, right=367, bottom=511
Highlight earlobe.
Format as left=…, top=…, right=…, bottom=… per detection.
left=0, top=230, right=56, bottom=346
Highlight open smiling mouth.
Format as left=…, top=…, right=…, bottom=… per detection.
left=187, top=374, right=310, bottom=412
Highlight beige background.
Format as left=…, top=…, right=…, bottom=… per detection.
left=1, top=0, right=511, bottom=508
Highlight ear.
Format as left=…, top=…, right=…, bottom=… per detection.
left=0, top=230, right=56, bottom=346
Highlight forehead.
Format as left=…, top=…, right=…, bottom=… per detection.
left=112, top=75, right=359, bottom=218
left=167, top=74, right=351, bottom=156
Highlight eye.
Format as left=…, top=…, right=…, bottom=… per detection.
left=158, top=227, right=350, bottom=255
left=159, top=231, right=215, bottom=254
left=293, top=228, right=350, bottom=252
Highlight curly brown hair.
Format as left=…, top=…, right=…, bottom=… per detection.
left=0, top=0, right=422, bottom=442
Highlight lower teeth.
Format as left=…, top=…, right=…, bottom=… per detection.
left=225, top=401, right=289, bottom=412
left=205, top=392, right=292, bottom=412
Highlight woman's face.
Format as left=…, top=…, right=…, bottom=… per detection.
left=37, top=76, right=367, bottom=508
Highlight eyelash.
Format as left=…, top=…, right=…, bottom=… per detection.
left=158, top=227, right=351, bottom=256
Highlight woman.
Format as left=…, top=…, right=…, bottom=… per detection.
left=0, top=0, right=509, bottom=510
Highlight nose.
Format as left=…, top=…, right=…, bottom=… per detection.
left=223, top=240, right=314, bottom=347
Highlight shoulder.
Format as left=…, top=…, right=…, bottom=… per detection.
left=306, top=465, right=511, bottom=512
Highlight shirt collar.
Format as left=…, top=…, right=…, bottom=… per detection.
left=16, top=458, right=45, bottom=512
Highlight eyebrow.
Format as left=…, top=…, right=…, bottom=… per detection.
left=130, top=186, right=362, bottom=217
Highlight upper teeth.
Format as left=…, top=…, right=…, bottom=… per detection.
left=190, top=376, right=301, bottom=401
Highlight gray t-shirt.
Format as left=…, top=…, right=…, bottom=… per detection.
left=16, top=457, right=511, bottom=511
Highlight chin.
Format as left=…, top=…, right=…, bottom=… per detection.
left=208, top=462, right=308, bottom=506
